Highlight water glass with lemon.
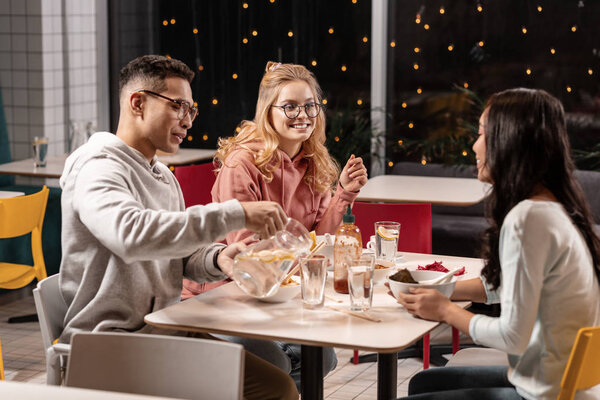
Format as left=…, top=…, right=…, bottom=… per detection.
left=374, top=221, right=401, bottom=261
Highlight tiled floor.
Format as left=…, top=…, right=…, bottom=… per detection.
left=0, top=289, right=457, bottom=399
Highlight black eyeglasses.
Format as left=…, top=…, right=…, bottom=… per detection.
left=136, top=90, right=198, bottom=122
left=271, top=102, right=323, bottom=119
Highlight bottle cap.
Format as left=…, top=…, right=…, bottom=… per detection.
left=342, top=205, right=355, bottom=224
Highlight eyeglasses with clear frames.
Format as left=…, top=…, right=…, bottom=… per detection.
left=271, top=102, right=323, bottom=119
left=135, top=90, right=198, bottom=122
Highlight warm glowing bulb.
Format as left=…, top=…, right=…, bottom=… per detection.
left=401, top=102, right=407, bottom=108
left=417, top=88, right=422, bottom=94
left=328, top=27, right=334, bottom=34
left=193, top=28, right=198, bottom=34
left=162, top=20, right=168, bottom=26
left=288, top=31, right=293, bottom=37
left=526, top=68, right=532, bottom=75
left=439, top=7, right=445, bottom=14
left=477, top=4, right=483, bottom=12
left=170, top=18, right=176, bottom=24
left=478, top=41, right=484, bottom=47
left=165, top=54, right=171, bottom=59
left=588, top=68, right=593, bottom=75
left=334, top=136, right=340, bottom=142
left=322, top=99, right=328, bottom=105
left=169, top=166, right=174, bottom=171
left=242, top=38, right=248, bottom=44
left=352, top=0, right=358, bottom=3
left=212, top=98, right=218, bottom=105
left=341, top=65, right=347, bottom=72
left=522, top=27, right=527, bottom=34
left=413, top=63, right=419, bottom=70
left=235, top=127, right=241, bottom=133
left=408, top=122, right=414, bottom=129
left=311, top=60, right=317, bottom=66
left=193, top=102, right=198, bottom=107
left=550, top=48, right=556, bottom=55
left=537, top=5, right=542, bottom=12
left=198, top=65, right=204, bottom=71
left=571, top=25, right=577, bottom=32
left=362, top=36, right=368, bottom=43
left=421, top=158, right=427, bottom=165
left=187, top=136, right=193, bottom=141
left=232, top=73, right=238, bottom=79
left=463, top=82, right=469, bottom=88
left=566, top=86, right=572, bottom=93
left=415, top=17, right=421, bottom=24
left=202, top=134, right=208, bottom=141
left=390, top=41, right=396, bottom=47
left=252, top=30, right=258, bottom=36
left=388, top=161, right=394, bottom=167
left=424, top=24, right=430, bottom=30
left=447, top=44, right=454, bottom=51
left=357, top=99, right=363, bottom=105
left=462, top=150, right=468, bottom=156
left=414, top=47, right=420, bottom=53
left=397, top=140, right=404, bottom=145
left=243, top=2, right=248, bottom=8
left=269, top=0, right=275, bottom=3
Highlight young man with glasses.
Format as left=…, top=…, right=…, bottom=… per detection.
left=58, top=55, right=298, bottom=400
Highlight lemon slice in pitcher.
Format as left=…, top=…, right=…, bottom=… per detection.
left=309, top=231, right=317, bottom=250
left=377, top=226, right=399, bottom=240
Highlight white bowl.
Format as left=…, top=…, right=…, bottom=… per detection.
left=373, top=259, right=395, bottom=283
left=259, top=276, right=301, bottom=303
left=387, top=270, right=457, bottom=299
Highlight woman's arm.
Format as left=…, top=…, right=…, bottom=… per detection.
left=450, top=278, right=488, bottom=302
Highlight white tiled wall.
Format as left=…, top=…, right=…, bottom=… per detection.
left=0, top=0, right=104, bottom=172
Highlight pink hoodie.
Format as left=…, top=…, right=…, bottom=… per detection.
left=181, top=144, right=358, bottom=299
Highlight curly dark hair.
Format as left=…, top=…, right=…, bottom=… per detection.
left=481, top=88, right=600, bottom=290
left=118, top=55, right=194, bottom=95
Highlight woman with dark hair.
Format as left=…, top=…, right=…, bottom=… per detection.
left=394, top=88, right=600, bottom=400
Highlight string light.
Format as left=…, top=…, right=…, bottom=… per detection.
left=322, top=99, right=328, bottom=105
left=357, top=99, right=363, bottom=105
left=212, top=98, right=218, bottom=105
left=413, top=63, right=419, bottom=70
left=269, top=0, right=275, bottom=3
left=334, top=136, right=340, bottom=142
left=197, top=65, right=204, bottom=71
left=414, top=47, right=420, bottom=53
left=537, top=5, right=542, bottom=12
left=165, top=54, right=171, bottom=59
left=311, top=60, right=317, bottom=66
left=526, top=68, right=532, bottom=75
left=170, top=18, right=176, bottom=24
left=352, top=0, right=358, bottom=3
left=408, top=122, right=414, bottom=129
left=362, top=36, right=368, bottom=43
left=415, top=15, right=421, bottom=24
left=588, top=68, right=594, bottom=75
left=571, top=25, right=577, bottom=32
left=202, top=134, right=208, bottom=141
left=390, top=41, right=396, bottom=47
left=162, top=20, right=168, bottom=26
left=242, top=37, right=248, bottom=44
left=462, top=150, right=468, bottom=156
left=341, top=65, right=347, bottom=71
left=424, top=24, right=430, bottom=30
left=242, top=2, right=248, bottom=8
left=522, top=27, right=527, bottom=34
left=388, top=161, right=394, bottom=167
left=252, top=30, right=258, bottom=36
left=401, top=102, right=407, bottom=108
left=447, top=44, right=454, bottom=51
left=439, top=7, right=445, bottom=14
left=478, top=41, right=485, bottom=47
left=417, top=88, right=422, bottom=94
left=169, top=166, right=175, bottom=171
left=328, top=27, right=334, bottom=34
left=187, top=136, right=193, bottom=141
left=476, top=3, right=483, bottom=12
left=397, top=140, right=404, bottom=145
left=232, top=73, right=238, bottom=79
left=235, top=127, right=241, bottom=133
left=566, top=86, right=572, bottom=93
left=463, top=82, right=469, bottom=88
left=288, top=30, right=294, bottom=37
left=193, top=28, right=198, bottom=34
left=550, top=48, right=556, bottom=55
left=421, top=157, right=427, bottom=165
left=193, top=102, right=198, bottom=107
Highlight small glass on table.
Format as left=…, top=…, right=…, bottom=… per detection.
left=346, top=253, right=375, bottom=311
left=300, top=255, right=328, bottom=309
left=374, top=221, right=401, bottom=261
left=32, top=136, right=49, bottom=167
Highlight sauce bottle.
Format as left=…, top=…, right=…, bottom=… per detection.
left=333, top=205, right=362, bottom=294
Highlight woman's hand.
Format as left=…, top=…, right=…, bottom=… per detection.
left=216, top=242, right=248, bottom=279
left=391, top=286, right=453, bottom=322
left=339, top=154, right=368, bottom=192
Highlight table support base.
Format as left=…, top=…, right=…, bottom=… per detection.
left=377, top=353, right=397, bottom=400
left=301, top=345, right=323, bottom=400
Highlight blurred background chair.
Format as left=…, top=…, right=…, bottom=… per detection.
left=0, top=186, right=49, bottom=323
left=33, top=274, right=70, bottom=385
left=173, top=162, right=217, bottom=207
left=66, top=332, right=244, bottom=400
left=559, top=326, right=600, bottom=400
left=0, top=337, right=4, bottom=380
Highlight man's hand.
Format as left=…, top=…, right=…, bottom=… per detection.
left=339, top=154, right=368, bottom=192
left=240, top=201, right=288, bottom=239
left=216, top=242, right=248, bottom=278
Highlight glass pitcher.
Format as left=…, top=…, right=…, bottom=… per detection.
left=232, top=218, right=311, bottom=298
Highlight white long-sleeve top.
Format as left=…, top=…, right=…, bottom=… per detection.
left=59, top=132, right=246, bottom=343
left=469, top=200, right=600, bottom=400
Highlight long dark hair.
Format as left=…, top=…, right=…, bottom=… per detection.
left=481, top=88, right=600, bottom=289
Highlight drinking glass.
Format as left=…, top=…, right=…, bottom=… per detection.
left=300, top=255, right=328, bottom=309
left=32, top=136, right=49, bottom=167
left=374, top=221, right=401, bottom=261
left=346, top=253, right=375, bottom=311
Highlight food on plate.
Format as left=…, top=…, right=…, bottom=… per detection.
left=417, top=261, right=465, bottom=276
left=389, top=268, right=418, bottom=284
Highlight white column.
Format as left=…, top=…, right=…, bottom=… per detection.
left=370, top=0, right=388, bottom=176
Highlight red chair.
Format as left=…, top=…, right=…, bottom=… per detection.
left=352, top=202, right=432, bottom=254
left=351, top=202, right=459, bottom=369
left=173, top=162, right=217, bottom=207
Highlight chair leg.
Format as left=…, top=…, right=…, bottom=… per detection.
left=46, top=350, right=64, bottom=385
left=353, top=350, right=359, bottom=364
left=422, top=333, right=430, bottom=370
left=452, top=327, right=460, bottom=354
left=0, top=338, right=4, bottom=380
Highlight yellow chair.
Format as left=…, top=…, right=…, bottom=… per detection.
left=0, top=186, right=49, bottom=299
left=1, top=337, right=4, bottom=380
left=559, top=326, right=600, bottom=399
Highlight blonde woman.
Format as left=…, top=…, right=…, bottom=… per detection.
left=188, top=61, right=368, bottom=391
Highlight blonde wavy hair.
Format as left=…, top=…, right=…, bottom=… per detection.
left=215, top=61, right=340, bottom=193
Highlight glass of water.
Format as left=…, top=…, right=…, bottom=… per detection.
left=374, top=221, right=401, bottom=261
left=300, top=255, right=328, bottom=309
left=346, top=253, right=375, bottom=311
left=32, top=136, right=49, bottom=167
